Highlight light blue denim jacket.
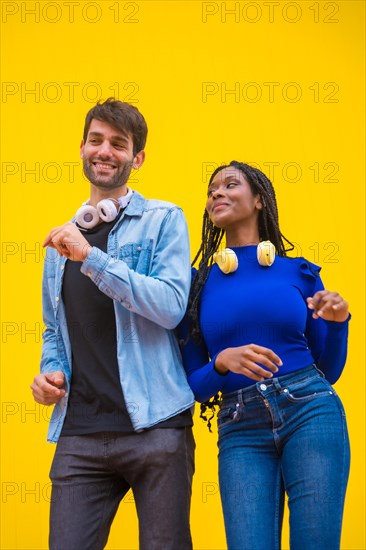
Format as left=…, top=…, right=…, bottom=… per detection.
left=41, top=190, right=195, bottom=442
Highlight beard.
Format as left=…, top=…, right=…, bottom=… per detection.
left=82, top=157, right=134, bottom=190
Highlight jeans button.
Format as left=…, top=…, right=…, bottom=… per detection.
left=260, top=384, right=267, bottom=391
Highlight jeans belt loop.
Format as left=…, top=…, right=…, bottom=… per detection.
left=237, top=389, right=245, bottom=407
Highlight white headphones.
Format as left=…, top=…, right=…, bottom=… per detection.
left=76, top=188, right=133, bottom=229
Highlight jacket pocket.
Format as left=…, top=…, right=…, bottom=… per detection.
left=118, top=239, right=153, bottom=274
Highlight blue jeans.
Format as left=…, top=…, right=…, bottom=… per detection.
left=49, top=427, right=195, bottom=550
left=218, top=365, right=350, bottom=550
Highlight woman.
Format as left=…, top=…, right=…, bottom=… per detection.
left=181, top=161, right=350, bottom=549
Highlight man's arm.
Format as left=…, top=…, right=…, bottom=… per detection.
left=83, top=207, right=191, bottom=329
left=43, top=207, right=191, bottom=330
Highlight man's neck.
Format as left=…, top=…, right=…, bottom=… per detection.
left=89, top=184, right=129, bottom=206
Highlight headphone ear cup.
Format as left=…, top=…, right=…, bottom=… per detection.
left=75, top=205, right=99, bottom=229
left=97, top=199, right=118, bottom=223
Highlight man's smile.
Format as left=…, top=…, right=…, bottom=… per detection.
left=92, top=161, right=117, bottom=171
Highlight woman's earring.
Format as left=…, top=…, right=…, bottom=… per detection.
left=257, top=241, right=276, bottom=266
left=213, top=248, right=238, bottom=274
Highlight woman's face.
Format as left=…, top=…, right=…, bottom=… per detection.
left=206, top=167, right=262, bottom=230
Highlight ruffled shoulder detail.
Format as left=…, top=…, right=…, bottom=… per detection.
left=284, top=257, right=321, bottom=296
left=296, top=257, right=321, bottom=280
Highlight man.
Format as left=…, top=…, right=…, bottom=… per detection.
left=31, top=98, right=195, bottom=550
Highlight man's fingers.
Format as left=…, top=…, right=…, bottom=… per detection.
left=43, top=235, right=52, bottom=247
left=31, top=373, right=65, bottom=395
left=43, top=226, right=63, bottom=247
left=45, top=371, right=65, bottom=386
left=34, top=380, right=63, bottom=396
left=30, top=379, right=66, bottom=405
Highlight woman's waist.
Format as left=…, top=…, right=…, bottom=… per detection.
left=221, top=363, right=324, bottom=406
left=217, top=346, right=315, bottom=389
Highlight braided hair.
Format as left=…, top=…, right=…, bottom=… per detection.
left=186, top=161, right=294, bottom=429
left=187, top=160, right=294, bottom=341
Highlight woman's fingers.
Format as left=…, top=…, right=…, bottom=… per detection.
left=215, top=345, right=282, bottom=379
left=307, top=290, right=349, bottom=322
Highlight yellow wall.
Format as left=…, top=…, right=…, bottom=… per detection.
left=1, top=1, right=364, bottom=548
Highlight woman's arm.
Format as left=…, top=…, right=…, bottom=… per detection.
left=305, top=275, right=350, bottom=384
left=179, top=317, right=281, bottom=402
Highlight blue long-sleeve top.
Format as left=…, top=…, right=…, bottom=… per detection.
left=180, top=246, right=350, bottom=403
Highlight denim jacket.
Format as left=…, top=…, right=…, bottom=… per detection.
left=41, top=190, right=195, bottom=442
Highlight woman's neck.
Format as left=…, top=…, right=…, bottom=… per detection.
left=225, top=227, right=260, bottom=248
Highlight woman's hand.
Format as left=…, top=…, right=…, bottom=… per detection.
left=215, top=344, right=282, bottom=382
left=307, top=290, right=349, bottom=322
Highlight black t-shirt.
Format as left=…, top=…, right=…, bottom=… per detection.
left=61, top=213, right=192, bottom=435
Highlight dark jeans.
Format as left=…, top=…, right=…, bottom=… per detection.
left=49, top=427, right=195, bottom=550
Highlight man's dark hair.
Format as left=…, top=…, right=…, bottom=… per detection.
left=83, top=98, right=148, bottom=155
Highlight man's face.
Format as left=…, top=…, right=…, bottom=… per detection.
left=80, top=119, right=138, bottom=190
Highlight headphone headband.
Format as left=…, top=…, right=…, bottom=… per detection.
left=76, top=189, right=133, bottom=229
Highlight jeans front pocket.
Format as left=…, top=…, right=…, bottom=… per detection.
left=218, top=404, right=241, bottom=430
left=282, top=374, right=333, bottom=403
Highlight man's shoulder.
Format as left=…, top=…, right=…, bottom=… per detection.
left=131, top=190, right=182, bottom=215
left=144, top=198, right=181, bottom=212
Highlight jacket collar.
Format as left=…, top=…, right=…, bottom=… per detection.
left=124, top=190, right=146, bottom=217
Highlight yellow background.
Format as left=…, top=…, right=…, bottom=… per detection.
left=1, top=1, right=365, bottom=548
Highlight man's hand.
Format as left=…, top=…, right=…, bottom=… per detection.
left=215, top=344, right=282, bottom=382
left=307, top=290, right=349, bottom=322
left=43, top=222, right=92, bottom=262
left=31, top=371, right=66, bottom=405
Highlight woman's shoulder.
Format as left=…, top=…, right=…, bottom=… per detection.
left=191, top=255, right=322, bottom=283
left=276, top=255, right=321, bottom=280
